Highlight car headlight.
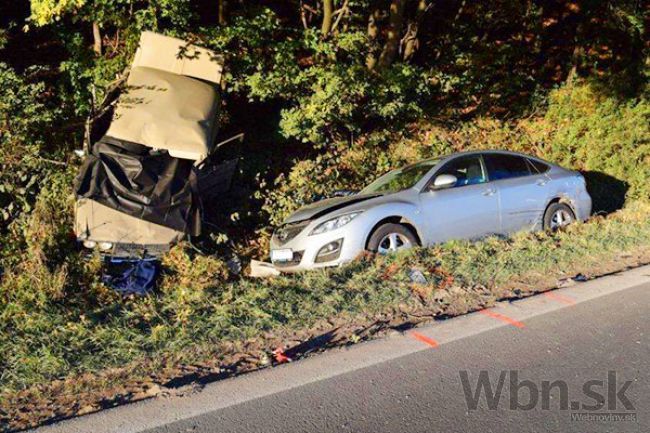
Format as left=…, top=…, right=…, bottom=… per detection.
left=98, top=242, right=113, bottom=251
left=310, top=212, right=362, bottom=235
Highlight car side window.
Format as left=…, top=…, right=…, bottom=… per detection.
left=435, top=155, right=487, bottom=187
left=484, top=154, right=531, bottom=181
left=526, top=158, right=550, bottom=174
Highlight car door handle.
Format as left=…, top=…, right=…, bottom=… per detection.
left=482, top=188, right=496, bottom=196
left=536, top=179, right=548, bottom=186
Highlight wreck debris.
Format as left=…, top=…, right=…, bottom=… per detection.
left=73, top=32, right=227, bottom=255
left=249, top=260, right=281, bottom=278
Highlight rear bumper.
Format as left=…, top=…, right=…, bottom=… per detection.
left=574, top=191, right=593, bottom=221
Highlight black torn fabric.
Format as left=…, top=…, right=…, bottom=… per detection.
left=74, top=136, right=199, bottom=234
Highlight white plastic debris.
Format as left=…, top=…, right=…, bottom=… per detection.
left=249, top=260, right=281, bottom=278
left=409, top=268, right=427, bottom=285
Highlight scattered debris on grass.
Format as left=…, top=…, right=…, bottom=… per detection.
left=1, top=203, right=649, bottom=432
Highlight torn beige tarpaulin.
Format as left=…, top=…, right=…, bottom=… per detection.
left=131, top=31, right=223, bottom=84
left=107, top=66, right=221, bottom=161
left=107, top=32, right=224, bottom=162
left=75, top=199, right=185, bottom=246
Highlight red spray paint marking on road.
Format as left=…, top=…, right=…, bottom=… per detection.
left=543, top=291, right=576, bottom=306
left=479, top=309, right=526, bottom=328
left=410, top=331, right=439, bottom=348
left=273, top=347, right=291, bottom=364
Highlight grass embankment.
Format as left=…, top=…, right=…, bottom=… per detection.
left=2, top=201, right=650, bottom=431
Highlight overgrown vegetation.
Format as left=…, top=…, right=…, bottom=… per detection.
left=0, top=0, right=648, bottom=429
left=2, top=202, right=650, bottom=430
left=263, top=83, right=650, bottom=224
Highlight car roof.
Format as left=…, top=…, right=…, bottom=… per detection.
left=405, top=149, right=548, bottom=167
left=436, top=149, right=554, bottom=165
left=410, top=149, right=558, bottom=192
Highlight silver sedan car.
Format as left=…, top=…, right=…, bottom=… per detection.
left=270, top=150, right=592, bottom=271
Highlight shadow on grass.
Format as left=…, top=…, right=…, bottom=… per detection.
left=581, top=171, right=629, bottom=215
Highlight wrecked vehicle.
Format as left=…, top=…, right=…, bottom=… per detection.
left=270, top=150, right=592, bottom=271
left=74, top=31, right=235, bottom=257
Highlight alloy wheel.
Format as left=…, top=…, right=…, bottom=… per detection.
left=550, top=208, right=573, bottom=229
left=377, top=233, right=413, bottom=254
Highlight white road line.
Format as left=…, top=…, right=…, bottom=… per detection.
left=31, top=265, right=650, bottom=433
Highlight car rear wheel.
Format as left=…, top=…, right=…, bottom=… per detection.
left=543, top=202, right=575, bottom=230
left=367, top=223, right=418, bottom=254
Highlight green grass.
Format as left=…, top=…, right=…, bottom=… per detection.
left=1, top=202, right=649, bottom=412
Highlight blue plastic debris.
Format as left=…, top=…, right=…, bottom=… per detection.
left=102, top=256, right=159, bottom=296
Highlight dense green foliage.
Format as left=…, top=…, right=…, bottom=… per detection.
left=1, top=1, right=647, bottom=232
left=0, top=63, right=59, bottom=224
left=264, top=83, right=650, bottom=224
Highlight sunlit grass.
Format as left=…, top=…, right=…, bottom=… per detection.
left=1, top=202, right=649, bottom=397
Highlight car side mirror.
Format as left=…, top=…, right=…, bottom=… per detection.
left=431, top=174, right=457, bottom=190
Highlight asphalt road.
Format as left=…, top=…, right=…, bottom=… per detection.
left=145, top=281, right=649, bottom=433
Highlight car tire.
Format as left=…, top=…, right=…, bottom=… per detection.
left=543, top=202, right=575, bottom=230
left=367, top=223, right=418, bottom=254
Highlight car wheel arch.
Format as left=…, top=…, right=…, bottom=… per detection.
left=364, top=216, right=422, bottom=249
left=545, top=196, right=577, bottom=217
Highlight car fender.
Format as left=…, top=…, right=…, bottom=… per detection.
left=356, top=202, right=425, bottom=247
left=544, top=174, right=582, bottom=217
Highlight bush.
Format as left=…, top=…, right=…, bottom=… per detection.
left=262, top=81, right=649, bottom=226
left=0, top=63, right=59, bottom=227
left=530, top=83, right=650, bottom=210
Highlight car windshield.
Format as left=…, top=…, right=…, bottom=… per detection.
left=361, top=159, right=440, bottom=194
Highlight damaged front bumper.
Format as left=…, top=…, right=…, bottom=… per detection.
left=269, top=216, right=371, bottom=272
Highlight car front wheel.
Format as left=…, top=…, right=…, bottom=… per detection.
left=367, top=223, right=418, bottom=254
left=543, top=202, right=575, bottom=230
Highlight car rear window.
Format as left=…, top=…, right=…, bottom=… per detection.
left=484, top=154, right=531, bottom=180
left=526, top=158, right=550, bottom=174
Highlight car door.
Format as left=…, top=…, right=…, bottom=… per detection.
left=418, top=154, right=501, bottom=244
left=483, top=153, right=551, bottom=233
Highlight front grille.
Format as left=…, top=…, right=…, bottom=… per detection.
left=273, top=250, right=304, bottom=268
left=107, top=242, right=170, bottom=258
left=273, top=220, right=310, bottom=245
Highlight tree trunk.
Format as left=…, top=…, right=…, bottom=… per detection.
left=92, top=22, right=102, bottom=55
left=218, top=0, right=228, bottom=25
left=366, top=7, right=382, bottom=70
left=567, top=20, right=584, bottom=86
left=403, top=0, right=430, bottom=61
left=376, top=0, right=406, bottom=70
left=321, top=0, right=334, bottom=35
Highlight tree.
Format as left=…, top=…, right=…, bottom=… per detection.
left=218, top=0, right=228, bottom=25
left=402, top=0, right=431, bottom=61
left=29, top=0, right=193, bottom=56
left=376, top=0, right=406, bottom=70
left=30, top=0, right=103, bottom=54
left=321, top=0, right=334, bottom=35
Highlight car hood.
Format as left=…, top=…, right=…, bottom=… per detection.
left=284, top=193, right=383, bottom=224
